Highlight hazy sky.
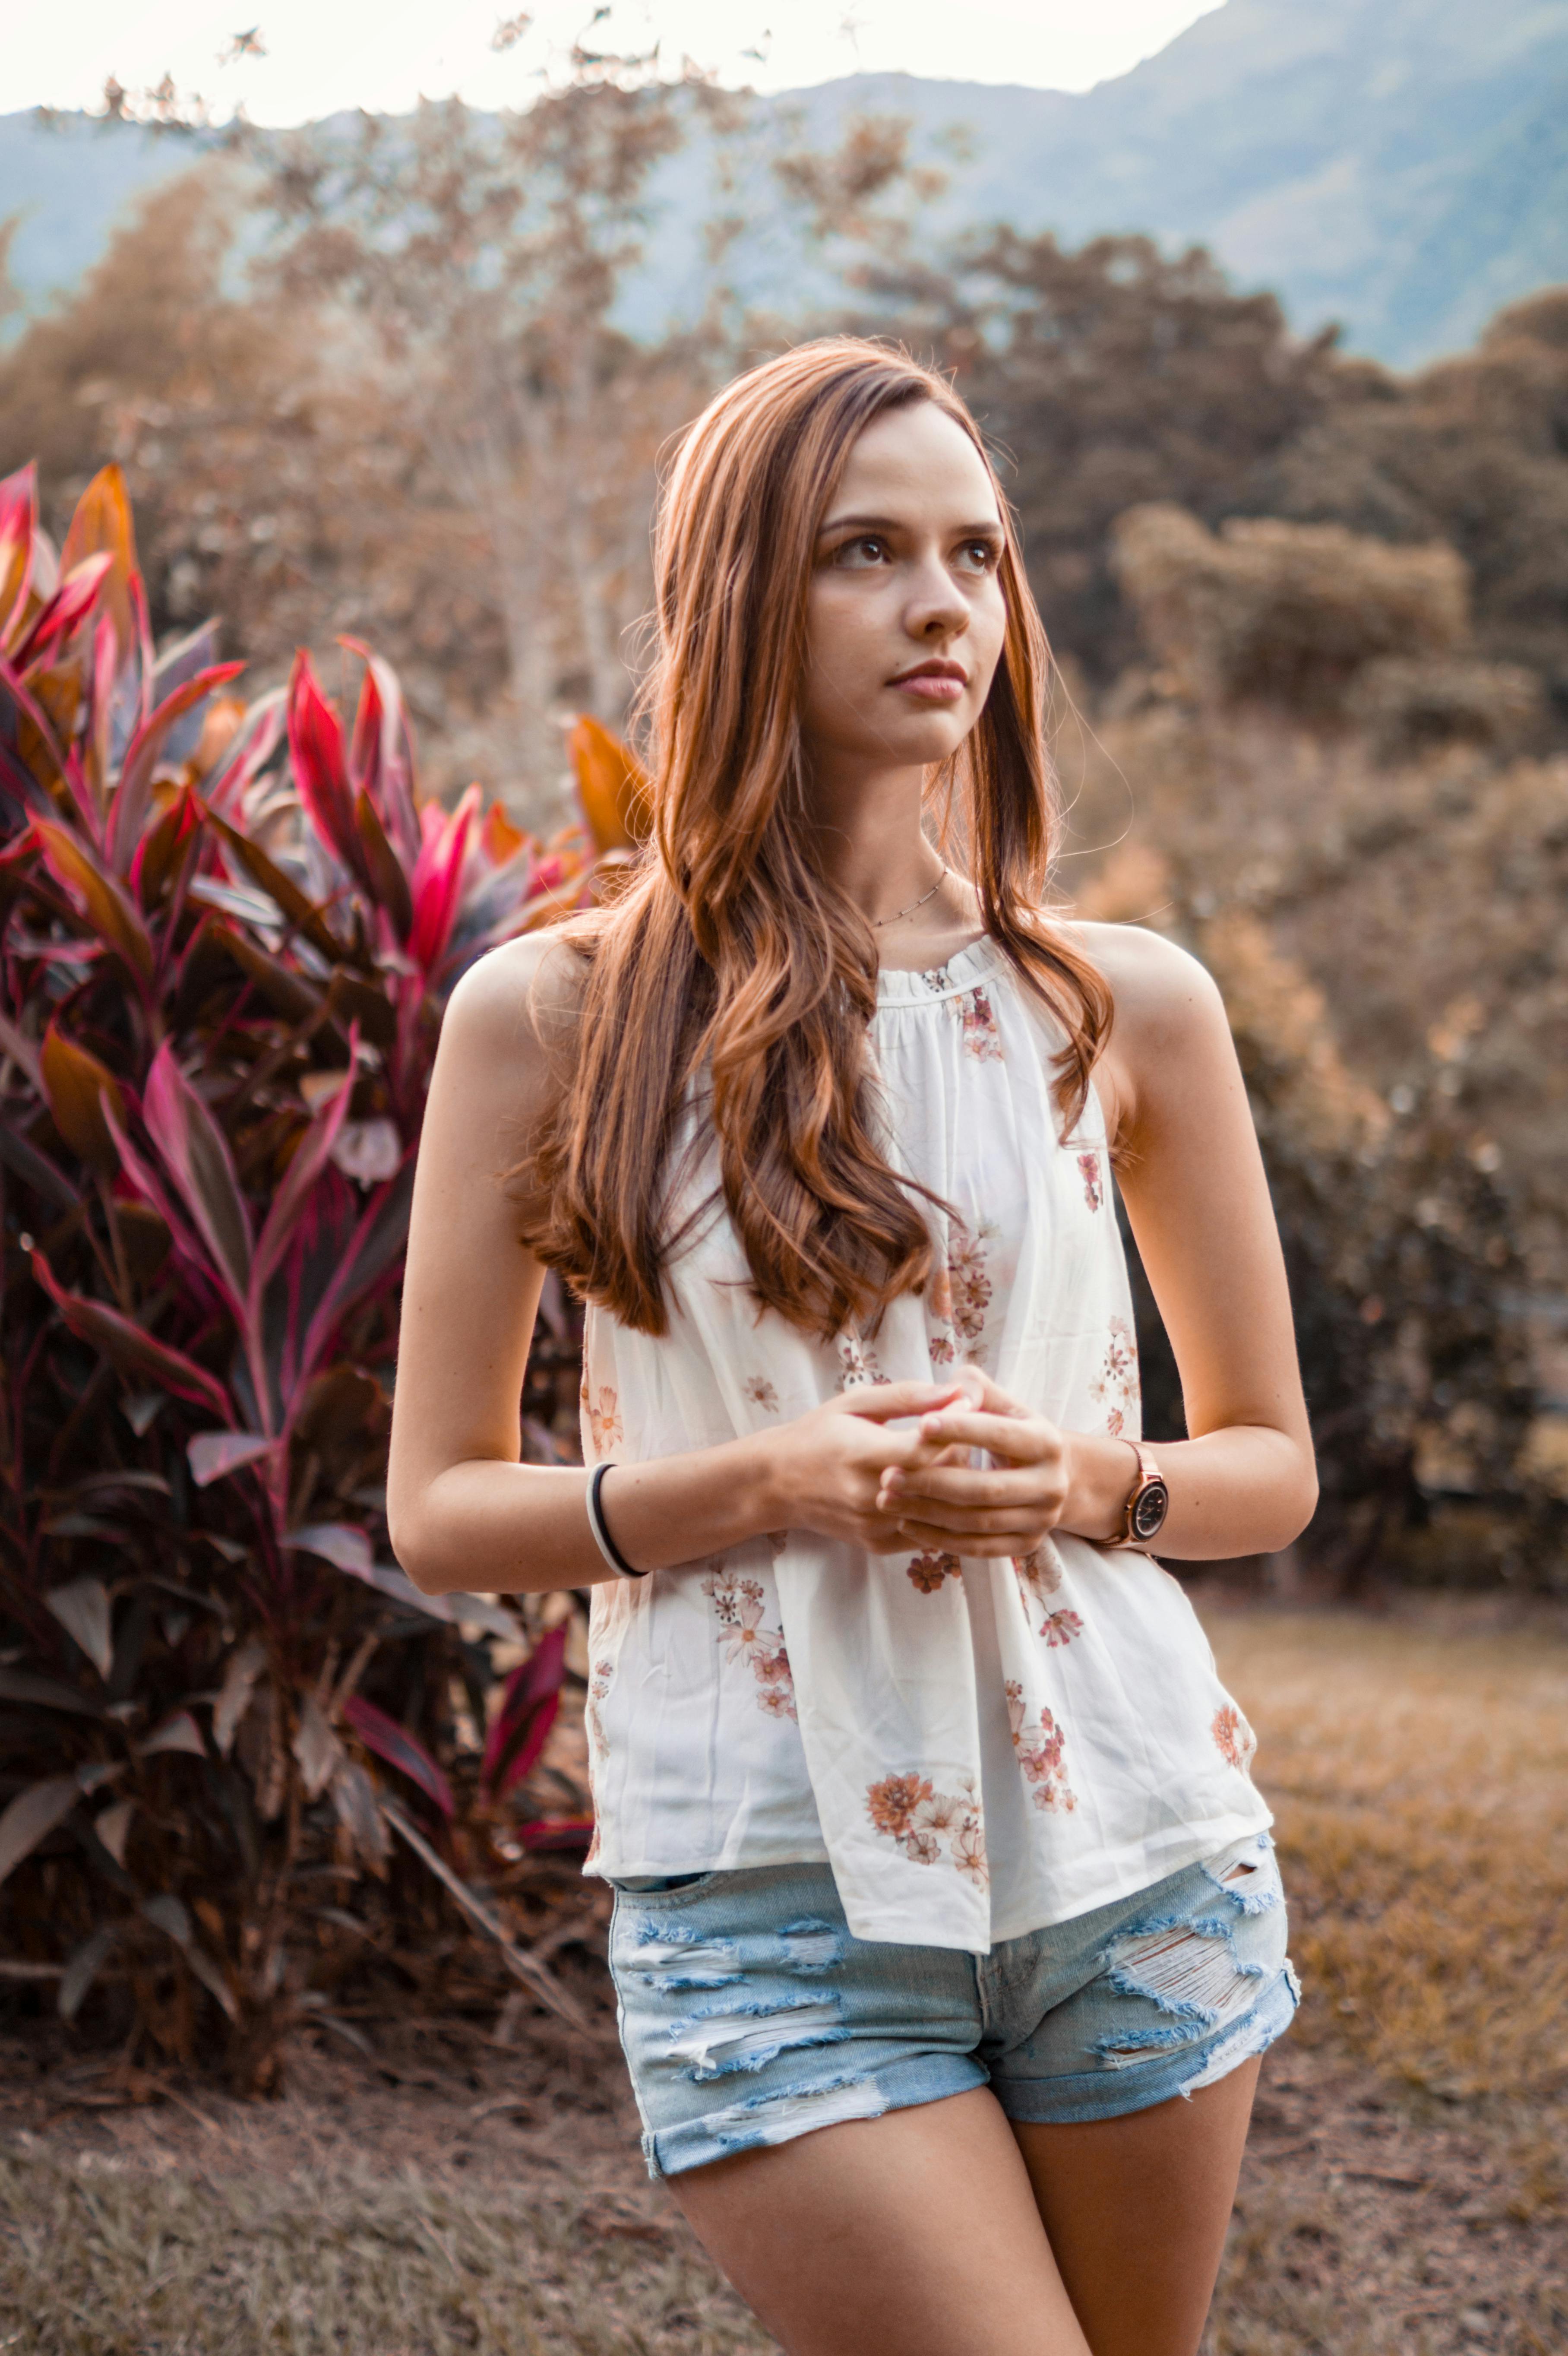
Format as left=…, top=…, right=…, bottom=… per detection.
left=9, top=2, right=1225, bottom=123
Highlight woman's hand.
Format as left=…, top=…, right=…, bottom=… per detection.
left=871, top=1364, right=1082, bottom=1560
left=758, top=1379, right=986, bottom=1555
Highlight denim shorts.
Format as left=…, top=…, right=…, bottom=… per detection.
left=608, top=1832, right=1298, bottom=2177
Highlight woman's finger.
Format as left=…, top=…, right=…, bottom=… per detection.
left=880, top=1519, right=1042, bottom=1557
left=885, top=1503, right=1044, bottom=1539
left=839, top=1380, right=967, bottom=1424
left=884, top=1463, right=1050, bottom=1508
left=906, top=1407, right=1058, bottom=1461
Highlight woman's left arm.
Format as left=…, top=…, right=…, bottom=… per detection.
left=876, top=924, right=1318, bottom=1562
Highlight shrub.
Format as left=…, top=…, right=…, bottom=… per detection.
left=1111, top=503, right=1470, bottom=710
left=0, top=462, right=634, bottom=2080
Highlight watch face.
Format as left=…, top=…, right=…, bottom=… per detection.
left=1132, top=1479, right=1170, bottom=1542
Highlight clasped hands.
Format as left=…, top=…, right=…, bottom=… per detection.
left=774, top=1362, right=1077, bottom=1561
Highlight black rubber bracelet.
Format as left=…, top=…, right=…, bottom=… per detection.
left=586, top=1460, right=648, bottom=1579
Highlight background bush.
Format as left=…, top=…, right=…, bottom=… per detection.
left=0, top=460, right=646, bottom=2077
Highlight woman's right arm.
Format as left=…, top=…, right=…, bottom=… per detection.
left=386, top=936, right=963, bottom=1596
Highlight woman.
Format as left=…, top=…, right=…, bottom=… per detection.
left=388, top=338, right=1317, bottom=2356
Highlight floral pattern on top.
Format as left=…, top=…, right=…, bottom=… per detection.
left=919, top=965, right=953, bottom=994
left=1006, top=1682, right=1077, bottom=1813
left=702, top=1565, right=797, bottom=1720
left=1211, top=1703, right=1257, bottom=1773
left=1041, top=1608, right=1084, bottom=1648
left=1078, top=1151, right=1104, bottom=1212
left=1089, top=1316, right=1140, bottom=1440
left=741, top=1375, right=780, bottom=1413
left=958, top=985, right=1004, bottom=1062
left=1013, top=1542, right=1064, bottom=1625
left=927, top=1223, right=996, bottom=1364
left=585, top=1656, right=614, bottom=1765
left=907, top=1549, right=962, bottom=1595
left=834, top=1329, right=885, bottom=1391
left=581, top=1380, right=624, bottom=1460
left=866, top=1771, right=988, bottom=1885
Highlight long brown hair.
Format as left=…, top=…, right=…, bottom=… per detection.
left=518, top=337, right=1111, bottom=1339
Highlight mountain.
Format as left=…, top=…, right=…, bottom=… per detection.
left=4, top=0, right=1568, bottom=368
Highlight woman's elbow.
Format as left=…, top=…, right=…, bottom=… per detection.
left=386, top=1489, right=449, bottom=1596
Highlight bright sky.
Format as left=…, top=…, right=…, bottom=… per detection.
left=9, top=2, right=1225, bottom=122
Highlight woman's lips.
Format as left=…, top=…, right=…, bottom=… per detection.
left=891, top=671, right=966, bottom=702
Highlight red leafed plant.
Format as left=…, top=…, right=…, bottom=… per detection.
left=0, top=461, right=631, bottom=2080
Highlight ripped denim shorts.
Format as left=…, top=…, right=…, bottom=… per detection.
left=608, top=1832, right=1299, bottom=2178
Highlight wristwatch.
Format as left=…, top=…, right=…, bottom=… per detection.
left=1113, top=1441, right=1170, bottom=1549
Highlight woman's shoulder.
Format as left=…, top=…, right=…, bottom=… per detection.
left=1059, top=920, right=1233, bottom=1138
left=438, top=928, right=590, bottom=1102
left=1067, top=919, right=1221, bottom=1033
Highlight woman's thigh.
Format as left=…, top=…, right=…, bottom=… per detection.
left=672, top=2085, right=1094, bottom=2356
left=1010, top=2057, right=1260, bottom=2356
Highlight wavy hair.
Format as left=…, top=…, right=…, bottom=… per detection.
left=516, top=338, right=1112, bottom=1338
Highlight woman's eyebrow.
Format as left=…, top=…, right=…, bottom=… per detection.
left=817, top=512, right=1003, bottom=536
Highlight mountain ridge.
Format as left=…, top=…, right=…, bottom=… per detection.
left=4, top=0, right=1568, bottom=368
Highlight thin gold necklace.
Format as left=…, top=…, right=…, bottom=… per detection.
left=873, top=862, right=948, bottom=929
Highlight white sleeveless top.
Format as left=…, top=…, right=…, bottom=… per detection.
left=580, top=935, right=1270, bottom=1954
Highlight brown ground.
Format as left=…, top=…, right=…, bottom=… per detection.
left=0, top=1598, right=1563, bottom=2354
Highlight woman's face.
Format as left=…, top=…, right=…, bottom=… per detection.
left=799, top=400, right=1008, bottom=784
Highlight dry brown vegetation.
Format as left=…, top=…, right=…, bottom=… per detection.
left=0, top=1601, right=1562, bottom=2354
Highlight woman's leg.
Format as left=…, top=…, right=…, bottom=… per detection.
left=1010, top=2055, right=1261, bottom=2356
left=670, top=2086, right=1094, bottom=2356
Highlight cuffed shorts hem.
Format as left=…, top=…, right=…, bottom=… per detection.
left=642, top=2049, right=985, bottom=2179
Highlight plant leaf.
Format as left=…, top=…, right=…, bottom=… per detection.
left=141, top=1710, right=206, bottom=1759
left=59, top=1923, right=120, bottom=2022
left=34, top=820, right=154, bottom=983
left=14, top=553, right=114, bottom=668
left=59, top=462, right=138, bottom=677
left=28, top=1246, right=233, bottom=1422
left=482, top=1623, right=567, bottom=1799
left=408, top=785, right=478, bottom=973
left=44, top=1579, right=114, bottom=1680
left=0, top=1667, right=104, bottom=1718
left=212, top=1640, right=267, bottom=1758
left=569, top=714, right=649, bottom=853
left=93, top=1798, right=136, bottom=1867
left=287, top=649, right=359, bottom=876
left=140, top=1892, right=191, bottom=1944
left=249, top=1052, right=356, bottom=1303
left=142, top=1040, right=253, bottom=1306
left=331, top=1551, right=521, bottom=1643
left=0, top=1115, right=80, bottom=1212
left=292, top=1691, right=341, bottom=1800
left=342, top=1695, right=453, bottom=1819
left=0, top=1775, right=80, bottom=1890
left=353, top=788, right=413, bottom=939
left=329, top=1758, right=391, bottom=1873
left=40, top=1020, right=126, bottom=1172
left=109, top=661, right=245, bottom=871
left=206, top=809, right=345, bottom=965
left=289, top=1521, right=373, bottom=1577
left=187, top=1430, right=275, bottom=1488
left=0, top=460, right=38, bottom=649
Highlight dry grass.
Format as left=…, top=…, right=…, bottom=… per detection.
left=0, top=2144, right=774, bottom=2356
left=1208, top=1604, right=1568, bottom=2100
left=0, top=1603, right=1564, bottom=2354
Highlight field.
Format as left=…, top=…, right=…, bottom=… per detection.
left=0, top=1600, right=1563, bottom=2355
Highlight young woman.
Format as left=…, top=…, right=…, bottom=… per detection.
left=388, top=339, right=1316, bottom=2356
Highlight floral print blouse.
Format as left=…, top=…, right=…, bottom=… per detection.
left=581, top=936, right=1270, bottom=1954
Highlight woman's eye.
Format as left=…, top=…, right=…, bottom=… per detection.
left=958, top=540, right=999, bottom=572
left=834, top=535, right=889, bottom=567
